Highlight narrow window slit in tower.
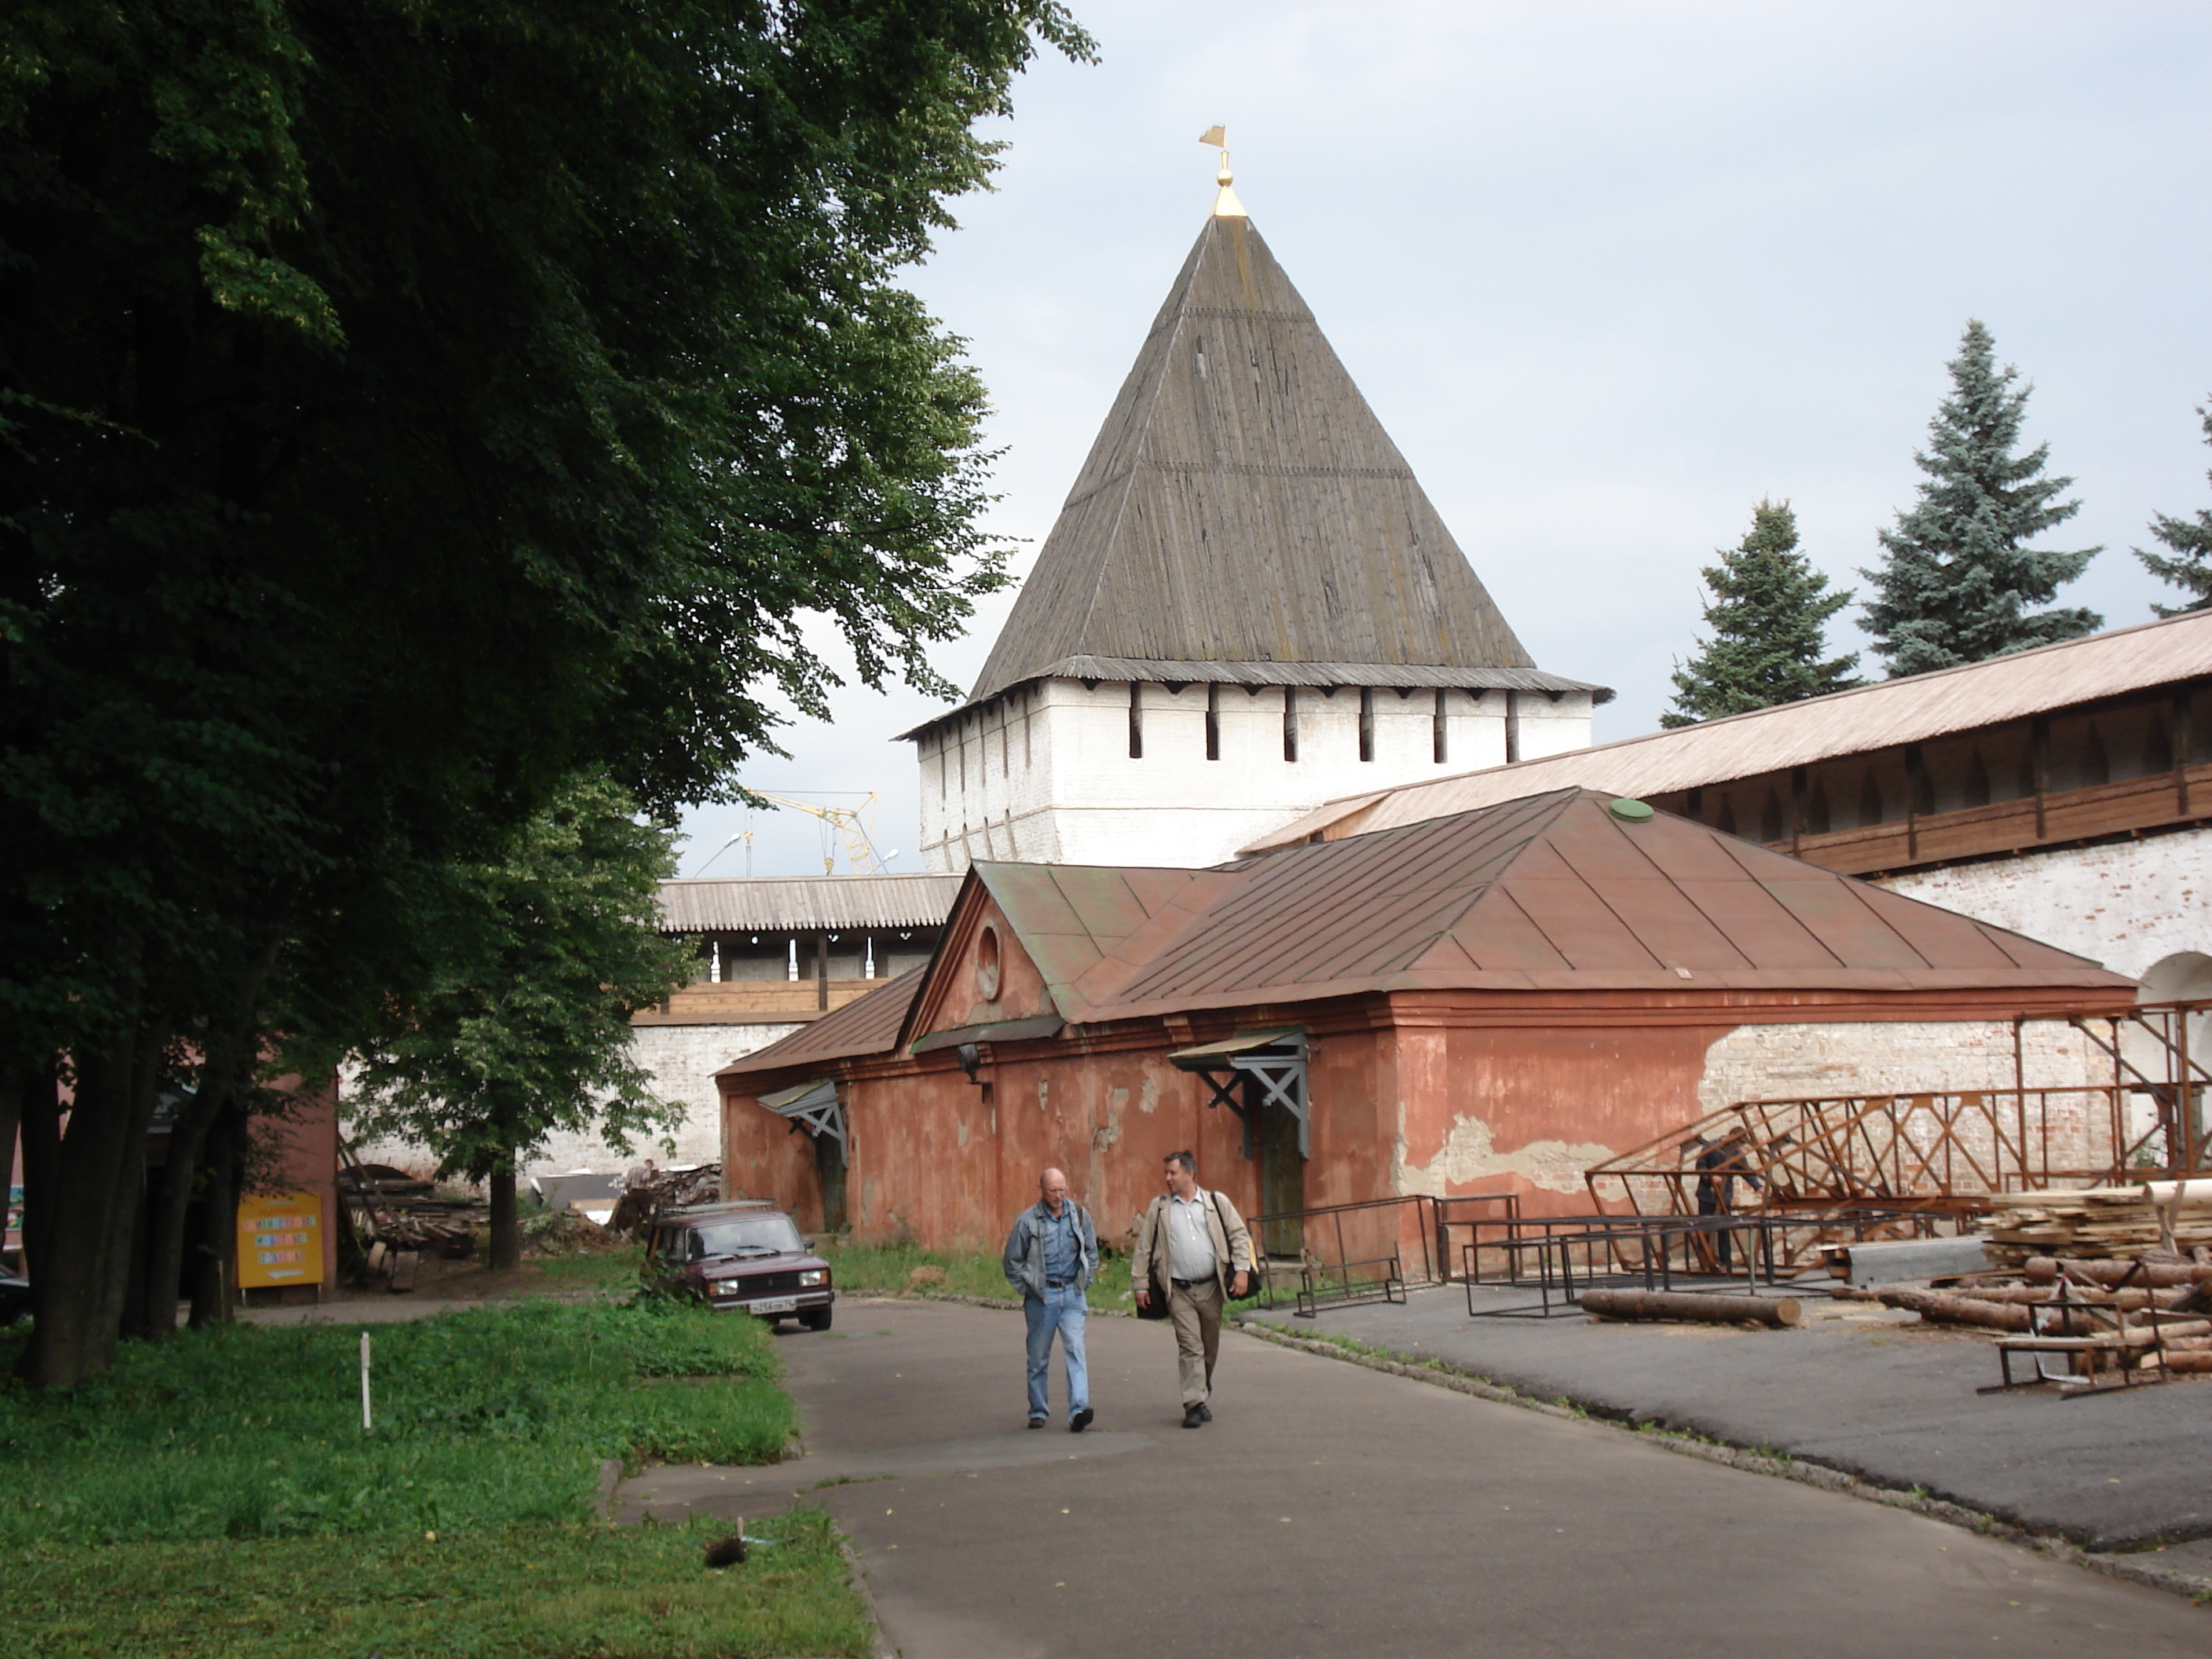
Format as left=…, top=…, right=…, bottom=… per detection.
left=1432, top=688, right=1448, bottom=764
left=1283, top=687, right=1299, bottom=762
left=1358, top=688, right=1375, bottom=763
left=1127, top=682, right=1144, bottom=759
left=1206, top=684, right=1221, bottom=760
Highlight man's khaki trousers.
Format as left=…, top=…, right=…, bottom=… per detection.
left=1167, top=1276, right=1223, bottom=1406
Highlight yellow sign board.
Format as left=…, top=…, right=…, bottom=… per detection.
left=237, top=1191, right=325, bottom=1289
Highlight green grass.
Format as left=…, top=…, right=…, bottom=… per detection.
left=0, top=1299, right=793, bottom=1547
left=12, top=1508, right=872, bottom=1659
left=0, top=1300, right=868, bottom=1657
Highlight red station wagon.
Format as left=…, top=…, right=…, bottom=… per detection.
left=645, top=1201, right=835, bottom=1330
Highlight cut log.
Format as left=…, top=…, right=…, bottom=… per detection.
left=2152, top=1350, right=2212, bottom=1374
left=2022, top=1257, right=2212, bottom=1289
left=1961, top=1284, right=2183, bottom=1309
left=1877, top=1288, right=2032, bottom=1331
left=1580, top=1288, right=1800, bottom=1327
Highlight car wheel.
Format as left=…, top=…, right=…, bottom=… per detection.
left=799, top=1306, right=833, bottom=1332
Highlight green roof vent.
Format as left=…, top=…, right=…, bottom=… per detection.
left=1608, top=797, right=1654, bottom=823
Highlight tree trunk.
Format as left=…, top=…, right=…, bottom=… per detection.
left=16, top=1064, right=60, bottom=1285
left=488, top=1154, right=519, bottom=1271
left=140, top=1067, right=234, bottom=1341
left=22, top=1027, right=168, bottom=1388
left=188, top=1096, right=246, bottom=1328
left=0, top=1065, right=22, bottom=1241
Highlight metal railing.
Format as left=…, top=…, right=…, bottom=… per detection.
left=1243, top=1194, right=1437, bottom=1317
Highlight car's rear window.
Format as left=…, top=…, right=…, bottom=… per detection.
left=688, top=1214, right=805, bottom=1258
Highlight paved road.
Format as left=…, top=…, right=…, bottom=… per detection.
left=1243, top=1284, right=2212, bottom=1549
left=617, top=1298, right=2210, bottom=1658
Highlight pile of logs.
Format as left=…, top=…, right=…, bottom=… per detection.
left=608, top=1162, right=723, bottom=1236
left=338, top=1156, right=487, bottom=1274
left=1859, top=1254, right=2212, bottom=1378
left=1979, top=1180, right=2212, bottom=1265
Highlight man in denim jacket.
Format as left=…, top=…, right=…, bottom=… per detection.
left=1002, top=1167, right=1097, bottom=1432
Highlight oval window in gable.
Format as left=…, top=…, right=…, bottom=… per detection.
left=976, top=925, right=1002, bottom=1001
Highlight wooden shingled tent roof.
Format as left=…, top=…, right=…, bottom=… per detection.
left=939, top=214, right=1606, bottom=720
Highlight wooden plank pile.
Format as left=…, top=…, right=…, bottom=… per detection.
left=1979, top=1181, right=2212, bottom=1266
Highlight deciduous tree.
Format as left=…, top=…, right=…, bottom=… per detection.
left=342, top=776, right=694, bottom=1272
left=2, top=0, right=1090, bottom=1385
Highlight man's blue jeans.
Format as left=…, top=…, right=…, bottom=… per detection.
left=1024, top=1283, right=1089, bottom=1421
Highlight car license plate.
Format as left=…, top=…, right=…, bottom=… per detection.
left=751, top=1296, right=798, bottom=1314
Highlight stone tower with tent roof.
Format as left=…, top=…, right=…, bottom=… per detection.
left=903, top=138, right=1610, bottom=872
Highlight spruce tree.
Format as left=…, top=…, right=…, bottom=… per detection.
left=1661, top=500, right=1861, bottom=727
left=2134, top=401, right=2212, bottom=615
left=1861, top=320, right=2101, bottom=677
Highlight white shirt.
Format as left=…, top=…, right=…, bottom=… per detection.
left=1165, top=1192, right=1217, bottom=1282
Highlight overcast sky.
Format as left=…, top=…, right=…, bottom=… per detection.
left=676, top=0, right=2212, bottom=881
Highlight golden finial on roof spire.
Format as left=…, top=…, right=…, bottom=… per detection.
left=1199, top=125, right=1246, bottom=219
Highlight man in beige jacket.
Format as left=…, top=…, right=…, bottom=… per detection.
left=1130, top=1149, right=1254, bottom=1428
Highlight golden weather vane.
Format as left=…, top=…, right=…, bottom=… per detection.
left=1199, top=125, right=1245, bottom=218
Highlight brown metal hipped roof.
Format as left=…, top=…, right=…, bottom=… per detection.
left=724, top=791, right=2130, bottom=1080
left=1063, top=789, right=2126, bottom=1024
left=923, top=214, right=1589, bottom=727
left=716, top=969, right=926, bottom=1081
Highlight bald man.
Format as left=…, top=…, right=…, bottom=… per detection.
left=1002, top=1166, right=1099, bottom=1431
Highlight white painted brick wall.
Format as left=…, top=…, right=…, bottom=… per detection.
left=1874, top=827, right=2212, bottom=983
left=920, top=679, right=1592, bottom=870
left=347, top=1020, right=802, bottom=1181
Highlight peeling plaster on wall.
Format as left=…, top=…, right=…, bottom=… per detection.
left=1395, top=1115, right=1617, bottom=1196
left=1694, top=1021, right=2104, bottom=1119
left=1087, top=1097, right=1124, bottom=1211
left=1873, top=829, right=2212, bottom=983
left=1037, top=1079, right=1050, bottom=1113
left=1138, top=1076, right=1159, bottom=1114
left=860, top=1177, right=877, bottom=1229
left=955, top=1119, right=969, bottom=1148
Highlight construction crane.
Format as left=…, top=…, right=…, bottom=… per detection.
left=690, top=792, right=897, bottom=877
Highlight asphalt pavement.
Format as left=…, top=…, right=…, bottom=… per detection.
left=615, top=1297, right=2212, bottom=1658
left=1240, top=1282, right=2212, bottom=1551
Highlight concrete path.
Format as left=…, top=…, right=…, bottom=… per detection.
left=1243, top=1283, right=2212, bottom=1550
left=617, top=1297, right=2210, bottom=1658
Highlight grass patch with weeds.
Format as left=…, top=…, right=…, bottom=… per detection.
left=13, top=1507, right=871, bottom=1659
left=0, top=1299, right=793, bottom=1547
left=0, top=1300, right=863, bottom=1657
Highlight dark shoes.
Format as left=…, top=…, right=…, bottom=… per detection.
left=1181, top=1403, right=1204, bottom=1429
left=1070, top=1407, right=1093, bottom=1434
left=1197, top=1402, right=1212, bottom=1423
left=1027, top=1415, right=1047, bottom=1430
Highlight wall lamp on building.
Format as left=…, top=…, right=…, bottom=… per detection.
left=956, top=1042, right=982, bottom=1082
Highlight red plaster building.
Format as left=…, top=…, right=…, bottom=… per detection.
left=718, top=789, right=2129, bottom=1254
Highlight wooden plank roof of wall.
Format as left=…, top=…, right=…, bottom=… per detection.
left=1244, top=609, right=2212, bottom=855
left=939, top=214, right=1591, bottom=722
left=657, top=873, right=962, bottom=934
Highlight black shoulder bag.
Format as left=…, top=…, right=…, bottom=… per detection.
left=1135, top=1201, right=1172, bottom=1320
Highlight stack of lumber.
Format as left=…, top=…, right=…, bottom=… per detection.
left=1979, top=1181, right=2212, bottom=1265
